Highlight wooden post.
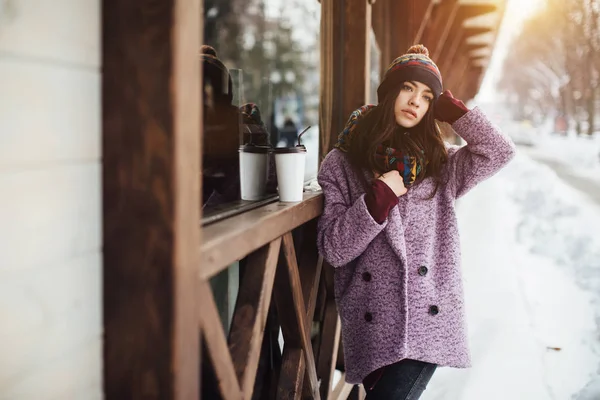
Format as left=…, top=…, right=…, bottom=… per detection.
left=372, top=0, right=393, bottom=76
left=320, top=0, right=372, bottom=159
left=319, top=0, right=340, bottom=161
left=342, top=0, right=372, bottom=124
left=102, top=1, right=201, bottom=399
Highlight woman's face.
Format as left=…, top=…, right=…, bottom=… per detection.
left=394, top=80, right=434, bottom=128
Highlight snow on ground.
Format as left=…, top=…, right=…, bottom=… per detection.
left=422, top=151, right=600, bottom=400
left=519, top=129, right=600, bottom=187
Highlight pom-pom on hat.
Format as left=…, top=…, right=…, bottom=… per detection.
left=377, top=44, right=443, bottom=102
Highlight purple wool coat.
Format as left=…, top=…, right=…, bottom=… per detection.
left=316, top=107, right=516, bottom=384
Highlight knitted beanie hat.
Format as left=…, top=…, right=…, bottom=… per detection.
left=377, top=44, right=443, bottom=103
left=200, top=45, right=233, bottom=105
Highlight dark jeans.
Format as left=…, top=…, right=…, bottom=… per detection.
left=364, top=359, right=437, bottom=400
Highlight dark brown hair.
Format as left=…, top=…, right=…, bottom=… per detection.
left=346, top=85, right=448, bottom=192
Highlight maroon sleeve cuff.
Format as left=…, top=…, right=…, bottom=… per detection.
left=435, top=96, right=469, bottom=124
left=364, top=179, right=399, bottom=224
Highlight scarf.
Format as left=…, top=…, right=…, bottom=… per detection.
left=334, top=105, right=424, bottom=187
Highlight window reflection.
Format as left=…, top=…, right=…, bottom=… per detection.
left=201, top=0, right=321, bottom=223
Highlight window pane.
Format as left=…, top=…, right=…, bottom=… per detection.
left=202, top=0, right=321, bottom=222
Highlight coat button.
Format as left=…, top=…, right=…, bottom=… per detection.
left=362, top=272, right=372, bottom=282
left=429, top=305, right=439, bottom=316
left=364, top=312, right=373, bottom=322
left=418, top=266, right=428, bottom=276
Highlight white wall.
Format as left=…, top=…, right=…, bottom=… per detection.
left=0, top=1, right=102, bottom=399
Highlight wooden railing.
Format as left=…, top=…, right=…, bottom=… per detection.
left=199, top=192, right=365, bottom=399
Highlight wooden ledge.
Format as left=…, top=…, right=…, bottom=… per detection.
left=199, top=192, right=324, bottom=280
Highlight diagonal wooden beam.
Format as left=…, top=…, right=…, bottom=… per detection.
left=274, top=232, right=321, bottom=399
left=317, top=262, right=342, bottom=399
left=227, top=238, right=282, bottom=399
left=297, top=219, right=325, bottom=398
left=297, top=219, right=324, bottom=328
left=389, top=0, right=437, bottom=55
left=277, top=348, right=305, bottom=400
left=348, top=384, right=367, bottom=400
left=318, top=298, right=342, bottom=398
left=331, top=377, right=354, bottom=400
left=444, top=52, right=471, bottom=91
left=415, top=0, right=436, bottom=44
left=199, top=281, right=243, bottom=400
left=421, top=0, right=461, bottom=60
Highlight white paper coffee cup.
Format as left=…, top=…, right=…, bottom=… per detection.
left=239, top=145, right=269, bottom=201
left=273, top=145, right=307, bottom=202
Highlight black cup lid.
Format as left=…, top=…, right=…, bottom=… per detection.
left=239, top=144, right=270, bottom=154
left=273, top=145, right=306, bottom=154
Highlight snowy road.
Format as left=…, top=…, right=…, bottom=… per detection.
left=523, top=150, right=600, bottom=207
left=422, top=150, right=600, bottom=400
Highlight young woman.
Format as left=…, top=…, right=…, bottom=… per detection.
left=317, top=45, right=516, bottom=399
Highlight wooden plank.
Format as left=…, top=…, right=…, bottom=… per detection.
left=173, top=1, right=202, bottom=399
left=437, top=5, right=496, bottom=74
left=324, top=0, right=371, bottom=156
left=276, top=348, right=305, bottom=400
left=227, top=238, right=282, bottom=399
left=332, top=380, right=354, bottom=400
left=274, top=232, right=321, bottom=399
left=102, top=0, right=200, bottom=399
left=297, top=219, right=324, bottom=398
left=421, top=0, right=461, bottom=60
left=319, top=0, right=342, bottom=159
left=317, top=300, right=342, bottom=399
left=298, top=219, right=323, bottom=328
left=452, top=67, right=471, bottom=102
left=387, top=0, right=434, bottom=54
left=199, top=281, right=243, bottom=400
left=465, top=43, right=489, bottom=55
left=444, top=51, right=470, bottom=91
left=439, top=26, right=492, bottom=83
left=331, top=373, right=347, bottom=397
left=462, top=26, right=493, bottom=39
left=388, top=0, right=413, bottom=54
left=414, top=0, right=436, bottom=44
left=347, top=384, right=366, bottom=400
left=436, top=19, right=465, bottom=75
left=200, top=193, right=323, bottom=280
left=372, top=0, right=392, bottom=75
left=317, top=261, right=342, bottom=399
left=342, top=0, right=371, bottom=114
